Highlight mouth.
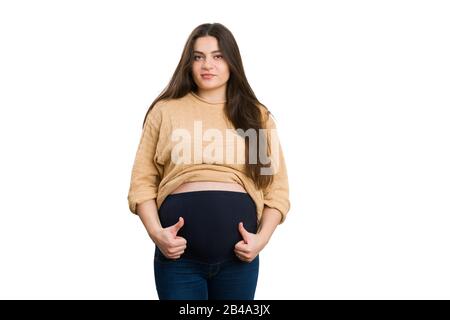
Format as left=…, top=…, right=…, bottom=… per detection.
left=201, top=74, right=215, bottom=79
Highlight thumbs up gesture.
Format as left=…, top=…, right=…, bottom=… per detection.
left=154, top=217, right=187, bottom=260
left=234, top=222, right=266, bottom=263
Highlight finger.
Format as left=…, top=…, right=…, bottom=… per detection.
left=235, top=247, right=250, bottom=254
left=238, top=222, right=249, bottom=244
left=166, top=249, right=185, bottom=258
left=173, top=236, right=187, bottom=246
left=234, top=248, right=251, bottom=260
left=172, top=217, right=184, bottom=234
left=236, top=252, right=249, bottom=262
left=169, top=244, right=186, bottom=253
left=234, top=240, right=247, bottom=251
left=166, top=249, right=182, bottom=257
left=167, top=247, right=186, bottom=255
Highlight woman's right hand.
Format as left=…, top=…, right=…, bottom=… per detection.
left=151, top=217, right=187, bottom=260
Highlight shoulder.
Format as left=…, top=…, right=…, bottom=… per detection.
left=255, top=102, right=276, bottom=128
left=152, top=93, right=192, bottom=114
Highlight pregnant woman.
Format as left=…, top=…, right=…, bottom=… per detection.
left=127, top=23, right=290, bottom=300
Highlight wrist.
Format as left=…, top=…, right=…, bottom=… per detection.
left=256, top=232, right=270, bottom=247
left=148, top=225, right=163, bottom=241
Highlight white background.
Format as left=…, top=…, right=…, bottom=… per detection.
left=0, top=0, right=449, bottom=299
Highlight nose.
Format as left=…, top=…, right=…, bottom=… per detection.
left=201, top=56, right=214, bottom=69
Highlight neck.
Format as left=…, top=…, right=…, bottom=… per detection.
left=196, top=86, right=227, bottom=103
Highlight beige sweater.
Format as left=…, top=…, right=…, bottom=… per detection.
left=127, top=91, right=290, bottom=224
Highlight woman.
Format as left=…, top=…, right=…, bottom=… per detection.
left=127, top=23, right=290, bottom=300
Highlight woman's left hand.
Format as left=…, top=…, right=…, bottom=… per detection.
left=234, top=222, right=268, bottom=263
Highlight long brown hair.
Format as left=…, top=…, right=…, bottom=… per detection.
left=142, top=22, right=274, bottom=190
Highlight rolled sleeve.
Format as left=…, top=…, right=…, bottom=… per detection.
left=262, top=112, right=291, bottom=224
left=127, top=103, right=163, bottom=214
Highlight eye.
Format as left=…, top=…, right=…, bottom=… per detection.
left=214, top=55, right=223, bottom=59
left=193, top=55, right=203, bottom=61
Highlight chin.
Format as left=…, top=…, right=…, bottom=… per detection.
left=198, top=83, right=221, bottom=90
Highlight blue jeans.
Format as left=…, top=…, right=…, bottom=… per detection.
left=153, top=246, right=260, bottom=300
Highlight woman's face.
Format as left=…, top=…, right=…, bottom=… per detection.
left=191, top=36, right=230, bottom=91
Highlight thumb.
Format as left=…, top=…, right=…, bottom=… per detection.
left=238, top=222, right=250, bottom=244
left=171, top=216, right=184, bottom=235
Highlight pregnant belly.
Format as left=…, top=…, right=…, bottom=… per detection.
left=157, top=190, right=257, bottom=263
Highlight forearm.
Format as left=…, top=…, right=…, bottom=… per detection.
left=136, top=199, right=163, bottom=241
left=256, top=206, right=281, bottom=245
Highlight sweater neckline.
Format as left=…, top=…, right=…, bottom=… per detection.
left=189, top=91, right=227, bottom=106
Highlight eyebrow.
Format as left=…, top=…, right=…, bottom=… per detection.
left=193, top=50, right=222, bottom=55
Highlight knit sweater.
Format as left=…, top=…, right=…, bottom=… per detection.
left=127, top=91, right=290, bottom=224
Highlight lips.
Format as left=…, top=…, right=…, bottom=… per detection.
left=201, top=74, right=215, bottom=80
